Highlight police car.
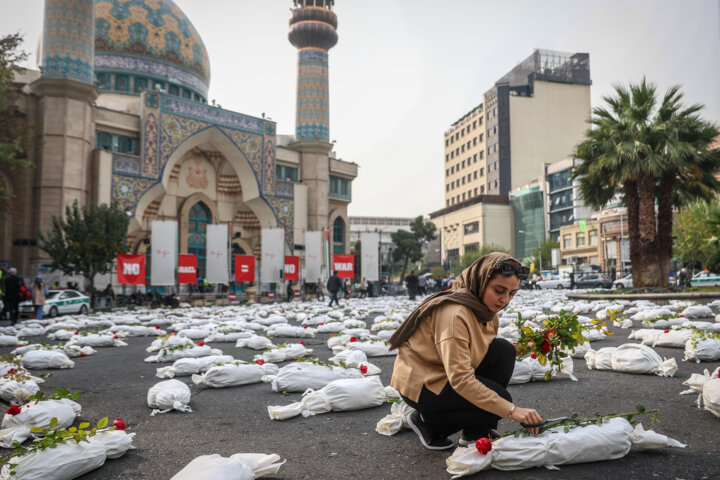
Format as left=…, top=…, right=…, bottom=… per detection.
left=690, top=271, right=720, bottom=287
left=19, top=289, right=90, bottom=318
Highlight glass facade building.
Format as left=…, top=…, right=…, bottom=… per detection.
left=510, top=186, right=544, bottom=261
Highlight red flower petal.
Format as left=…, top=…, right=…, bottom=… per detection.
left=475, top=437, right=492, bottom=455
left=112, top=418, right=126, bottom=430
left=664, top=329, right=669, bottom=333
left=299, top=340, right=304, bottom=345
left=254, top=359, right=265, bottom=365
left=6, top=406, right=22, bottom=416
left=349, top=337, right=357, bottom=342
left=197, top=341, right=205, bottom=346
left=530, top=352, right=537, bottom=359
left=360, top=365, right=368, bottom=374
left=80, top=353, right=87, bottom=357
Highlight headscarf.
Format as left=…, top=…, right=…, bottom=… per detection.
left=388, top=252, right=519, bottom=350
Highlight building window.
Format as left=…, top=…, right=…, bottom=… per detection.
left=464, top=221, right=479, bottom=234
left=589, top=230, right=598, bottom=245
left=115, top=75, right=129, bottom=92
left=462, top=192, right=466, bottom=200
left=451, top=151, right=454, bottom=159
left=169, top=84, right=180, bottom=96
left=467, top=174, right=472, bottom=182
left=134, top=77, right=148, bottom=92
left=445, top=154, right=449, bottom=162
left=445, top=139, right=448, bottom=147
left=276, top=165, right=298, bottom=182
left=464, top=242, right=479, bottom=252
left=473, top=171, right=478, bottom=179
left=462, top=177, right=466, bottom=185
left=451, top=166, right=454, bottom=174
left=96, top=132, right=112, bottom=150
left=445, top=184, right=449, bottom=192
left=481, top=185, right=485, bottom=194
left=480, top=167, right=484, bottom=176
left=445, top=169, right=449, bottom=176
left=473, top=154, right=477, bottom=163
left=480, top=151, right=484, bottom=159
left=333, top=217, right=345, bottom=253
left=447, top=199, right=450, bottom=206
left=576, top=233, right=586, bottom=247
left=474, top=187, right=478, bottom=195
left=96, top=73, right=110, bottom=90
left=329, top=176, right=351, bottom=200
left=478, top=117, right=483, bottom=126
left=188, top=202, right=211, bottom=281
left=472, top=120, right=477, bottom=129
left=479, top=133, right=483, bottom=142
left=95, top=131, right=139, bottom=155
left=461, top=160, right=465, bottom=168
left=563, top=235, right=572, bottom=249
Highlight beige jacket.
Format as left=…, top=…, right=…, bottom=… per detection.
left=32, top=282, right=46, bottom=306
left=390, top=302, right=514, bottom=418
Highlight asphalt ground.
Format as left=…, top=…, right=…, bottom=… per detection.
left=1, top=296, right=719, bottom=480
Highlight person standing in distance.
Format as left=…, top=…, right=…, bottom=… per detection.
left=326, top=271, right=342, bottom=308
left=389, top=252, right=542, bottom=450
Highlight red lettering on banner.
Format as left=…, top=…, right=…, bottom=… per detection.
left=117, top=254, right=146, bottom=285
left=284, top=256, right=299, bottom=281
left=333, top=254, right=355, bottom=279
left=235, top=255, right=255, bottom=282
left=178, top=254, right=198, bottom=284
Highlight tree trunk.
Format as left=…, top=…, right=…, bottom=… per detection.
left=635, top=172, right=663, bottom=287
left=399, top=257, right=408, bottom=284
left=656, top=174, right=675, bottom=287
left=624, top=180, right=642, bottom=283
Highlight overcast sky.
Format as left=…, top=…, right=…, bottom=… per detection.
left=3, top=0, right=719, bottom=218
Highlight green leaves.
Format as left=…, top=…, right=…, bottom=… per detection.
left=96, top=418, right=108, bottom=429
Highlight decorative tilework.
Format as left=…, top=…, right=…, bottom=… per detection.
left=94, top=0, right=210, bottom=85
left=41, top=0, right=94, bottom=84
left=111, top=175, right=156, bottom=218
left=163, top=97, right=264, bottom=133
left=263, top=138, right=275, bottom=195
left=265, top=196, right=294, bottom=249
left=276, top=180, right=294, bottom=199
left=112, top=154, right=141, bottom=176
left=295, top=49, right=330, bottom=141
left=95, top=53, right=208, bottom=96
left=142, top=112, right=159, bottom=177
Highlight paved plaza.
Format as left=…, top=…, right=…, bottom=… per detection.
left=1, top=291, right=719, bottom=479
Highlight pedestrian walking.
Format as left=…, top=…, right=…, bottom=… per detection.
left=405, top=270, right=419, bottom=300
left=327, top=271, right=342, bottom=307
left=285, top=281, right=294, bottom=302
left=2, top=268, right=22, bottom=325
left=32, top=276, right=47, bottom=320
left=360, top=277, right=368, bottom=298
left=388, top=252, right=540, bottom=450
left=418, top=274, right=427, bottom=296
left=531, top=272, right=539, bottom=290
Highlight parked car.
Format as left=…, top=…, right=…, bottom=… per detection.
left=536, top=275, right=571, bottom=290
left=19, top=289, right=90, bottom=318
left=613, top=274, right=633, bottom=290
left=574, top=273, right=613, bottom=289
left=690, top=271, right=720, bottom=287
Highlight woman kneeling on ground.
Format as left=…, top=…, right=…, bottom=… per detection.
left=388, top=252, right=543, bottom=450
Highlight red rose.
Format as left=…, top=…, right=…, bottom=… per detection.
left=6, top=368, right=17, bottom=375
left=544, top=329, right=555, bottom=339
left=299, top=340, right=304, bottom=345
left=111, top=331, right=117, bottom=334
left=540, top=342, right=551, bottom=354
left=530, top=352, right=538, bottom=359
left=80, top=353, right=87, bottom=357
left=349, top=337, right=357, bottom=342
left=360, top=365, right=368, bottom=374
left=679, top=314, right=685, bottom=318
left=475, top=437, right=492, bottom=455
left=75, top=331, right=79, bottom=335
left=197, top=341, right=205, bottom=347
left=663, top=329, right=669, bottom=333
left=113, top=335, right=118, bottom=340
left=172, top=332, right=177, bottom=336
left=112, top=418, right=126, bottom=430
left=319, top=323, right=324, bottom=326
left=254, top=359, right=265, bottom=365
left=155, top=325, right=161, bottom=329
left=6, top=406, right=21, bottom=416
left=17, top=345, right=22, bottom=348
left=303, top=325, right=308, bottom=329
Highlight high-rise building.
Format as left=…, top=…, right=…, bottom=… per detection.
left=1, top=0, right=356, bottom=285
left=432, top=49, right=591, bottom=265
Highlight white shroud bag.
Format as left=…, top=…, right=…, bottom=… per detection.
left=680, top=367, right=720, bottom=418
left=446, top=418, right=685, bottom=478
left=156, top=355, right=235, bottom=378
left=0, top=399, right=81, bottom=447
left=192, top=362, right=279, bottom=388
left=253, top=344, right=313, bottom=363
left=611, top=344, right=677, bottom=377
left=509, top=356, right=576, bottom=384
left=0, top=379, right=40, bottom=405
left=263, top=361, right=364, bottom=392
left=684, top=337, right=720, bottom=362
left=21, top=350, right=75, bottom=370
left=268, top=376, right=389, bottom=420
left=66, top=334, right=127, bottom=348
left=144, top=345, right=221, bottom=363
left=235, top=335, right=275, bottom=350
left=147, top=379, right=192, bottom=415
left=375, top=400, right=415, bottom=436
left=170, top=453, right=285, bottom=480
left=0, top=439, right=107, bottom=480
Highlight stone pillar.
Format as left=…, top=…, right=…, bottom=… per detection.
left=29, top=0, right=97, bottom=274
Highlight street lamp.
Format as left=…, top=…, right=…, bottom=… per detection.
left=518, top=230, right=542, bottom=272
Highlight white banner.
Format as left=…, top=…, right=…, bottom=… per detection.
left=261, top=228, right=285, bottom=283
left=360, top=232, right=380, bottom=282
left=206, top=224, right=229, bottom=284
left=305, top=231, right=323, bottom=283
left=150, top=220, right=177, bottom=286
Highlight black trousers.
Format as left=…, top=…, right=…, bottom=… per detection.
left=401, top=337, right=515, bottom=437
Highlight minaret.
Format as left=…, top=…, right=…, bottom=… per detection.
left=289, top=0, right=338, bottom=142
left=288, top=0, right=338, bottom=232
left=32, top=0, right=97, bottom=249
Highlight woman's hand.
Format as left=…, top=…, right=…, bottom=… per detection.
left=509, top=406, right=543, bottom=435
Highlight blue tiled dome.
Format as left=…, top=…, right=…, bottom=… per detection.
left=94, top=0, right=210, bottom=98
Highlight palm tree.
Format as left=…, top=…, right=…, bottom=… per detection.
left=573, top=78, right=720, bottom=287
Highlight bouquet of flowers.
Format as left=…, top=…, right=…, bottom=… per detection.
left=515, top=310, right=611, bottom=380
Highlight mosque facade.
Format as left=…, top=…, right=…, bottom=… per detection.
left=1, top=0, right=356, bottom=285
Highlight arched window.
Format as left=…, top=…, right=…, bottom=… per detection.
left=333, top=217, right=344, bottom=254
left=188, top=202, right=211, bottom=281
